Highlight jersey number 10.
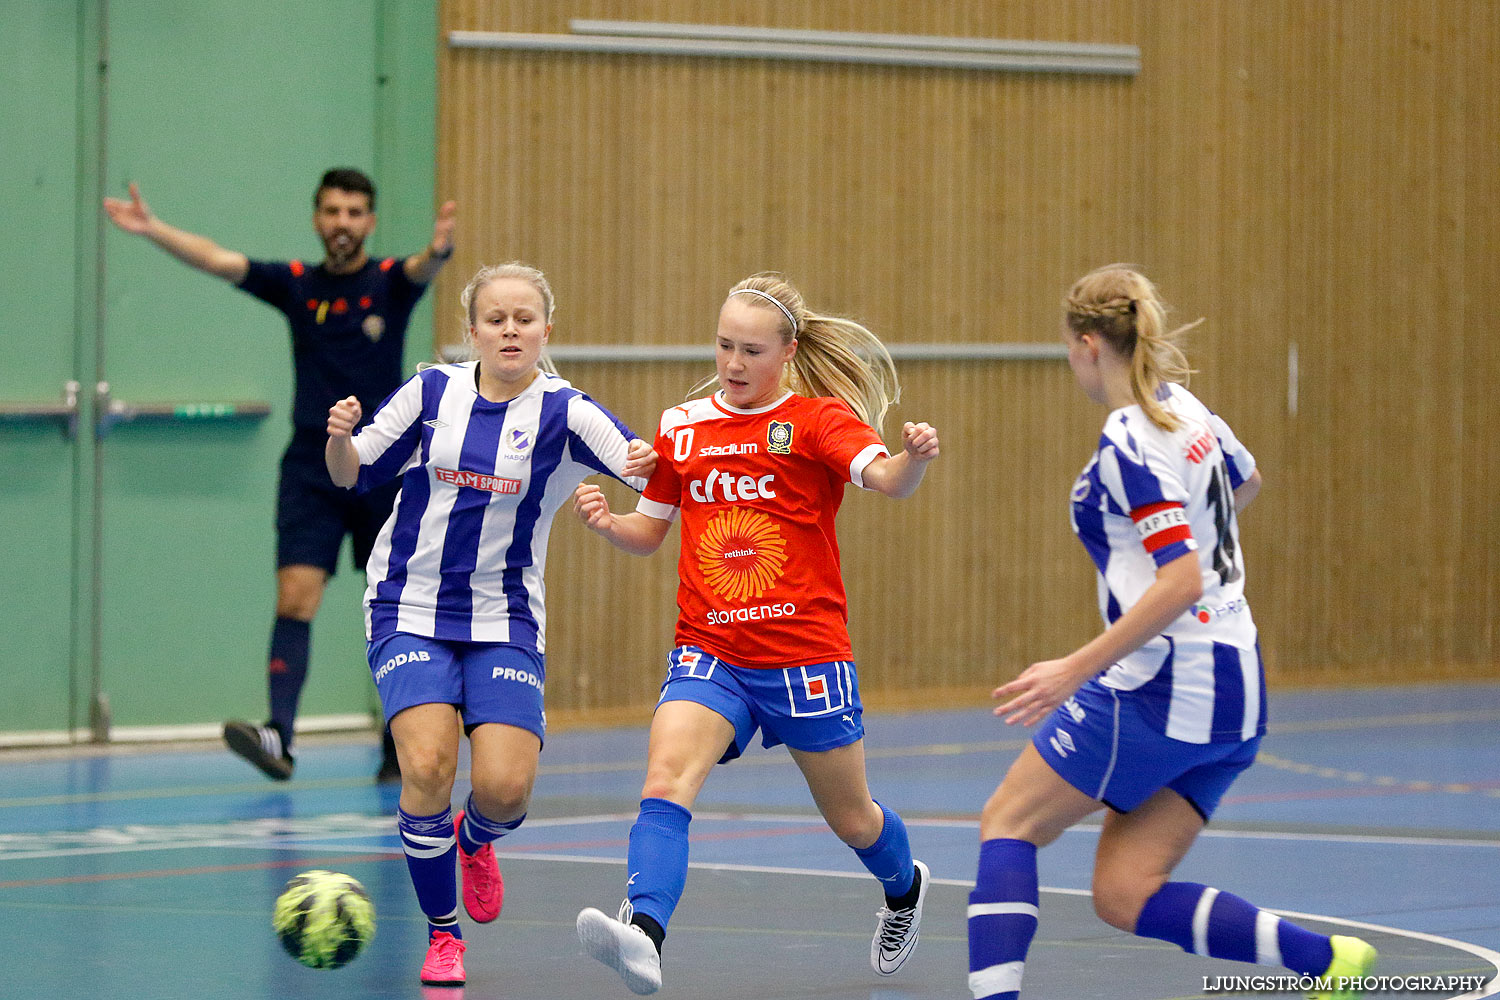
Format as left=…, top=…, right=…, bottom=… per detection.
left=1204, top=462, right=1242, bottom=586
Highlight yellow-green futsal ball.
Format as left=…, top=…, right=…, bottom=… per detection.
left=273, top=869, right=376, bottom=970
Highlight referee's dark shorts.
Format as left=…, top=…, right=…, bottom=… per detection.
left=275, top=429, right=398, bottom=573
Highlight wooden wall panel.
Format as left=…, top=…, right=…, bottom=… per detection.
left=1460, top=1, right=1500, bottom=667
left=436, top=1, right=1499, bottom=723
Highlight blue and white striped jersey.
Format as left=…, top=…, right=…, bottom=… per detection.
left=351, top=363, right=643, bottom=648
left=1069, top=383, right=1264, bottom=743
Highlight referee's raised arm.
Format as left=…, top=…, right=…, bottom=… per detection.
left=103, top=181, right=249, bottom=283
left=402, top=199, right=458, bottom=284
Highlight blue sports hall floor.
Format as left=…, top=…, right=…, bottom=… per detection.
left=2, top=683, right=1497, bottom=999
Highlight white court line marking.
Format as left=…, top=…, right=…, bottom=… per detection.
left=492, top=854, right=1497, bottom=999
left=693, top=811, right=1500, bottom=850
left=2, top=814, right=1494, bottom=997
left=4, top=810, right=1499, bottom=861
left=1271, top=908, right=1499, bottom=1000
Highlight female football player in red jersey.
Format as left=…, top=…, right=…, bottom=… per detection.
left=571, top=272, right=940, bottom=995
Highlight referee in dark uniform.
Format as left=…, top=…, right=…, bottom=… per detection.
left=104, top=169, right=456, bottom=781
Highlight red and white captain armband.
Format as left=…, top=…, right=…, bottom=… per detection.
left=1131, top=501, right=1192, bottom=554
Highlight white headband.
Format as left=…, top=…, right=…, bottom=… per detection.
left=730, top=287, right=798, bottom=336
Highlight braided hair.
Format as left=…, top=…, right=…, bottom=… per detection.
left=1065, top=265, right=1199, bottom=431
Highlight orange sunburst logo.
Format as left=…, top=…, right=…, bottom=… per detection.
left=696, top=508, right=788, bottom=602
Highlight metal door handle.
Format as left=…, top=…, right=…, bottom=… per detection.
left=94, top=382, right=272, bottom=438
left=0, top=381, right=81, bottom=438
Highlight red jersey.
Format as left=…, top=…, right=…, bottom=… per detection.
left=637, top=391, right=890, bottom=668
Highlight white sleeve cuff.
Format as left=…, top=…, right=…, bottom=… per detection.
left=849, top=443, right=890, bottom=489
left=636, top=496, right=679, bottom=522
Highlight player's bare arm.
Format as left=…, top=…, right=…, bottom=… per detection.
left=1234, top=467, right=1263, bottom=511
left=573, top=483, right=672, bottom=556
left=403, top=200, right=458, bottom=284
left=861, top=421, right=940, bottom=499
left=325, top=396, right=362, bottom=489
left=103, top=182, right=249, bottom=283
left=993, top=551, right=1202, bottom=726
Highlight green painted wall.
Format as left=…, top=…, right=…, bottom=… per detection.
left=0, top=2, right=92, bottom=737
left=0, top=0, right=438, bottom=738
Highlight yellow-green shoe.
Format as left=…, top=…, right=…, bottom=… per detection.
left=1307, top=935, right=1378, bottom=999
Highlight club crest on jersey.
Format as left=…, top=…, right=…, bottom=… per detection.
left=362, top=314, right=385, bottom=341
left=507, top=427, right=534, bottom=453
left=767, top=420, right=793, bottom=455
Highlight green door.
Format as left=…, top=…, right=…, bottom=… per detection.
left=1, top=1, right=435, bottom=741
left=0, top=3, right=93, bottom=740
left=96, top=2, right=382, bottom=733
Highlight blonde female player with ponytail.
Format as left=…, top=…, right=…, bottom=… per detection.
left=571, top=273, right=940, bottom=995
left=965, top=265, right=1375, bottom=1000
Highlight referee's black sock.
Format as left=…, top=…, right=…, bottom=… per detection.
left=630, top=913, right=666, bottom=955
left=266, top=616, right=311, bottom=747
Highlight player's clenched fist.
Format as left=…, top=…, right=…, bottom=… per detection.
left=622, top=438, right=658, bottom=480
left=327, top=396, right=362, bottom=437
left=902, top=421, right=939, bottom=461
left=573, top=482, right=613, bottom=531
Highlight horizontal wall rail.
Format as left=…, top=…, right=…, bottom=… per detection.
left=94, top=382, right=271, bottom=437
left=448, top=26, right=1139, bottom=75
left=0, top=380, right=81, bottom=437
left=571, top=19, right=1138, bottom=64
left=438, top=343, right=1070, bottom=363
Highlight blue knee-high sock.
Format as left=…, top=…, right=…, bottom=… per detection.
left=457, top=792, right=525, bottom=854
left=1135, top=882, right=1332, bottom=975
left=968, top=838, right=1039, bottom=1000
left=852, top=801, right=916, bottom=900
left=625, top=798, right=691, bottom=933
left=266, top=616, right=310, bottom=749
left=398, top=806, right=462, bottom=940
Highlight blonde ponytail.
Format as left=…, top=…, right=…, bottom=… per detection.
left=698, top=272, right=900, bottom=427
left=1065, top=265, right=1197, bottom=431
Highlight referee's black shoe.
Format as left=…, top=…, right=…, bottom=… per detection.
left=375, top=726, right=401, bottom=784
left=222, top=720, right=295, bottom=781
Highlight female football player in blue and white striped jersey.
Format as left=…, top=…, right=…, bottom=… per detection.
left=965, top=266, right=1376, bottom=1000
left=326, top=262, right=654, bottom=987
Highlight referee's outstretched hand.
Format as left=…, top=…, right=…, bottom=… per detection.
left=327, top=396, right=362, bottom=438
left=103, top=181, right=153, bottom=234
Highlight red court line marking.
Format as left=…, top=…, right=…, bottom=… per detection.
left=507, top=823, right=831, bottom=854
left=0, top=851, right=400, bottom=890
left=1222, top=785, right=1463, bottom=805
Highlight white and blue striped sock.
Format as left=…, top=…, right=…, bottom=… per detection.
left=967, top=838, right=1039, bottom=999
left=1135, top=882, right=1333, bottom=975
left=398, top=805, right=462, bottom=940
left=456, top=792, right=524, bottom=854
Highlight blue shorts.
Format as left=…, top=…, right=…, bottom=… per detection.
left=657, top=645, right=865, bottom=763
left=1033, top=679, right=1259, bottom=820
left=367, top=632, right=547, bottom=741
